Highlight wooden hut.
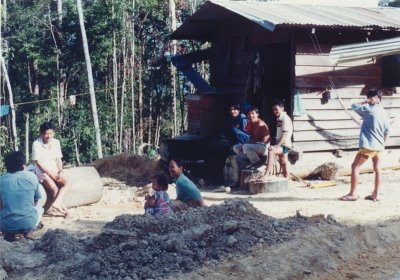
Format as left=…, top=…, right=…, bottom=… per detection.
left=163, top=1, right=400, bottom=181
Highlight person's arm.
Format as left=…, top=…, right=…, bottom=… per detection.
left=261, top=125, right=270, bottom=144
left=33, top=175, right=42, bottom=206
left=56, top=158, right=64, bottom=175
left=276, top=115, right=291, bottom=146
left=144, top=195, right=156, bottom=209
left=351, top=99, right=370, bottom=117
left=276, top=133, right=287, bottom=146
left=56, top=141, right=64, bottom=174
left=240, top=114, right=248, bottom=130
left=35, top=161, right=59, bottom=180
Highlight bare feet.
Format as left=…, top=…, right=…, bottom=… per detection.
left=24, top=231, right=37, bottom=240
left=47, top=204, right=66, bottom=216
left=339, top=194, right=359, bottom=201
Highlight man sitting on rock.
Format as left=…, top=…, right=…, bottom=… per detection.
left=32, top=122, right=71, bottom=217
left=0, top=151, right=44, bottom=242
left=233, top=107, right=270, bottom=169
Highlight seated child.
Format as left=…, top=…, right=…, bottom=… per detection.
left=144, top=174, right=172, bottom=215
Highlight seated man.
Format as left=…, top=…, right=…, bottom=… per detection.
left=263, top=99, right=293, bottom=177
left=226, top=104, right=250, bottom=145
left=0, top=151, right=44, bottom=241
left=233, top=107, right=270, bottom=169
left=32, top=122, right=71, bottom=217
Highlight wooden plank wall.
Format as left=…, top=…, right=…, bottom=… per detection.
left=209, top=17, right=289, bottom=95
left=293, top=34, right=400, bottom=151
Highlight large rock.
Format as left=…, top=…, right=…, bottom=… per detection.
left=38, top=166, right=103, bottom=208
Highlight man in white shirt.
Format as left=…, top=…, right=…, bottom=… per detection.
left=32, top=122, right=70, bottom=217
left=262, top=99, right=293, bottom=179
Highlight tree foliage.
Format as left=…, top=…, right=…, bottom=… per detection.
left=1, top=0, right=205, bottom=169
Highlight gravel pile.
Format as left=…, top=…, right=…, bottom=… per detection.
left=35, top=200, right=330, bottom=280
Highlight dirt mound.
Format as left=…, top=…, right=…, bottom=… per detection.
left=92, top=153, right=158, bottom=185
left=32, top=200, right=330, bottom=280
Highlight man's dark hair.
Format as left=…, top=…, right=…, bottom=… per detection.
left=40, top=122, right=54, bottom=133
left=152, top=173, right=169, bottom=191
left=229, top=104, right=241, bottom=111
left=272, top=99, right=285, bottom=108
left=367, top=89, right=382, bottom=101
left=246, top=107, right=259, bottom=114
left=4, top=151, right=26, bottom=173
left=170, top=158, right=184, bottom=168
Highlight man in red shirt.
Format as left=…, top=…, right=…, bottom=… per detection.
left=233, top=107, right=270, bottom=169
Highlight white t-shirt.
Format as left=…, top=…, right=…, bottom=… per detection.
left=32, top=137, right=63, bottom=175
left=276, top=111, right=293, bottom=148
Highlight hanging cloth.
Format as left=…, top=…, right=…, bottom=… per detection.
left=293, top=89, right=306, bottom=117
left=0, top=105, right=10, bottom=117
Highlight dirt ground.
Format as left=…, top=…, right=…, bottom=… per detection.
left=2, top=169, right=400, bottom=279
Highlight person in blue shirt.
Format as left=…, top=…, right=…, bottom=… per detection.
left=340, top=89, right=390, bottom=202
left=169, top=159, right=205, bottom=208
left=226, top=104, right=250, bottom=145
left=0, top=151, right=44, bottom=241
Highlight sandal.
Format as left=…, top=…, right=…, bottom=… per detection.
left=365, top=195, right=380, bottom=202
left=339, top=195, right=359, bottom=201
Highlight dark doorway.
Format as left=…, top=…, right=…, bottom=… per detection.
left=263, top=43, right=292, bottom=140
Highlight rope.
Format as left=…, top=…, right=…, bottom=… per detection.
left=309, top=33, right=362, bottom=126
left=13, top=85, right=124, bottom=106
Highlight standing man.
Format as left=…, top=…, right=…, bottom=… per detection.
left=340, top=89, right=390, bottom=202
left=32, top=122, right=71, bottom=217
left=233, top=107, right=270, bottom=169
left=226, top=104, right=250, bottom=145
left=262, top=99, right=293, bottom=176
left=0, top=151, right=43, bottom=241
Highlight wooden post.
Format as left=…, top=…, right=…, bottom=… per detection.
left=25, top=113, right=29, bottom=161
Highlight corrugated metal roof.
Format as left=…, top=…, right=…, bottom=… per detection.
left=330, top=36, right=400, bottom=64
left=171, top=1, right=400, bottom=40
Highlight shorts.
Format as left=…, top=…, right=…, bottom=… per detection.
left=281, top=145, right=290, bottom=154
left=358, top=148, right=381, bottom=158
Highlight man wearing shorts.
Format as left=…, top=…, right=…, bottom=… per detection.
left=340, top=89, right=390, bottom=202
left=262, top=99, right=293, bottom=178
left=32, top=122, right=71, bottom=216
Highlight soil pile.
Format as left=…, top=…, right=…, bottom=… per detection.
left=92, top=153, right=158, bottom=185
left=33, top=200, right=332, bottom=280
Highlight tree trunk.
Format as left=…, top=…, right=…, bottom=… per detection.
left=76, top=0, right=103, bottom=159
left=72, top=128, right=81, bottom=166
left=169, top=0, right=177, bottom=137
left=1, top=57, right=18, bottom=151
left=138, top=44, right=143, bottom=146
left=57, top=0, right=63, bottom=25
left=112, top=1, right=119, bottom=152
left=148, top=89, right=153, bottom=145
left=119, top=30, right=127, bottom=153
left=33, top=59, right=39, bottom=96
left=130, top=2, right=136, bottom=153
left=27, top=62, right=33, bottom=94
